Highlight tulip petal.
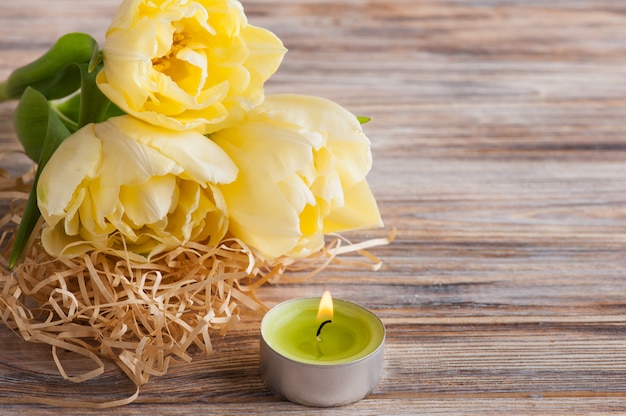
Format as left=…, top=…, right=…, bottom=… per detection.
left=259, top=94, right=379, bottom=217
left=327, top=133, right=372, bottom=186
left=107, top=116, right=238, bottom=184
left=174, top=47, right=208, bottom=95
left=37, top=125, right=101, bottom=225
left=258, top=94, right=373, bottom=185
left=241, top=25, right=287, bottom=82
left=214, top=120, right=314, bottom=183
left=220, top=169, right=301, bottom=259
left=278, top=174, right=316, bottom=214
left=94, top=120, right=180, bottom=187
left=120, top=175, right=176, bottom=226
left=256, top=94, right=362, bottom=138
left=322, top=180, right=383, bottom=233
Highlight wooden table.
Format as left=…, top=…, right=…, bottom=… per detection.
left=1, top=0, right=626, bottom=414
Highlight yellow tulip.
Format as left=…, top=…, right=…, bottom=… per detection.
left=212, top=94, right=383, bottom=260
left=96, top=0, right=286, bottom=134
left=37, top=116, right=238, bottom=260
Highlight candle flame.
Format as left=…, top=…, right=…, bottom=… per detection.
left=316, top=290, right=333, bottom=321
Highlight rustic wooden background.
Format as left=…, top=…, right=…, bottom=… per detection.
left=1, top=0, right=626, bottom=414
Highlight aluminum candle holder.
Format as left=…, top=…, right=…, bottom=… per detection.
left=259, top=296, right=385, bottom=407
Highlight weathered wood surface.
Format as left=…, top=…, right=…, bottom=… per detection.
left=1, top=0, right=626, bottom=414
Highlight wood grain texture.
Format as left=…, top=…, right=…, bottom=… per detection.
left=1, top=0, right=626, bottom=414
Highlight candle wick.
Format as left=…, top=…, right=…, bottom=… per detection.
left=316, top=319, right=332, bottom=341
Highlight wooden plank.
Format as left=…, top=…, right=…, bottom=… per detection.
left=0, top=0, right=626, bottom=413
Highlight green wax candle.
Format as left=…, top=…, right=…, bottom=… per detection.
left=261, top=297, right=384, bottom=365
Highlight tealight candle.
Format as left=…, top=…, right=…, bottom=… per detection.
left=259, top=291, right=385, bottom=407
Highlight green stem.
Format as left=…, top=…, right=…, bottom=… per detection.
left=50, top=102, right=79, bottom=133
left=0, top=80, right=11, bottom=103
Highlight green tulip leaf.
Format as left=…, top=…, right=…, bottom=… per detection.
left=103, top=102, right=126, bottom=120
left=14, top=87, right=50, bottom=162
left=88, top=49, right=104, bottom=74
left=4, top=33, right=98, bottom=101
left=357, top=116, right=372, bottom=124
left=9, top=180, right=41, bottom=269
left=9, top=89, right=72, bottom=269
left=77, top=62, right=112, bottom=127
left=15, top=60, right=114, bottom=162
left=52, top=94, right=81, bottom=132
left=51, top=60, right=119, bottom=133
left=39, top=101, right=73, bottom=168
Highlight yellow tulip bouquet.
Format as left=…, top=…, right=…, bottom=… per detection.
left=0, top=0, right=389, bottom=393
